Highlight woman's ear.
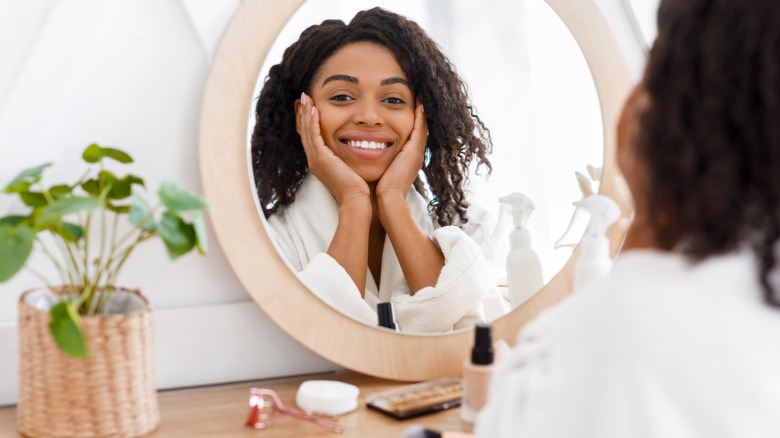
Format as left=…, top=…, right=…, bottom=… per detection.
left=294, top=99, right=303, bottom=135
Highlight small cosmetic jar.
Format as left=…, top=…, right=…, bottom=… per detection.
left=296, top=380, right=360, bottom=415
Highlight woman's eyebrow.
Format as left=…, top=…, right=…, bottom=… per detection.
left=322, top=74, right=358, bottom=86
left=381, top=77, right=411, bottom=89
left=320, top=75, right=411, bottom=90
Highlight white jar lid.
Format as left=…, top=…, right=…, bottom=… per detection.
left=295, top=380, right=360, bottom=415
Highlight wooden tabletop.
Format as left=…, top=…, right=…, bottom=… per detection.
left=0, top=371, right=473, bottom=437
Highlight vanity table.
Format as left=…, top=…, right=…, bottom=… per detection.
left=0, top=371, right=469, bottom=437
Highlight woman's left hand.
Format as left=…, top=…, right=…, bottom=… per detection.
left=374, top=104, right=444, bottom=293
left=375, top=104, right=427, bottom=203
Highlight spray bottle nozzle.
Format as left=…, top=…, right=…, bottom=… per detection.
left=498, top=193, right=535, bottom=229
left=573, top=194, right=621, bottom=236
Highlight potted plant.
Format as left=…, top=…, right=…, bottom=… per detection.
left=1, top=143, right=209, bottom=438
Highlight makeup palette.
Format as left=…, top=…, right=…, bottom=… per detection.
left=366, top=377, right=462, bottom=419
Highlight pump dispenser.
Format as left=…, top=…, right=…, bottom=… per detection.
left=499, top=193, right=543, bottom=309
left=573, top=194, right=621, bottom=291
left=461, top=323, right=495, bottom=423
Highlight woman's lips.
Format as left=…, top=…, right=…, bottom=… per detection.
left=343, top=139, right=390, bottom=150
left=340, top=132, right=393, bottom=147
left=339, top=132, right=394, bottom=159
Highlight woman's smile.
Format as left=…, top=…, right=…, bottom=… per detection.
left=340, top=131, right=393, bottom=150
left=339, top=131, right=394, bottom=159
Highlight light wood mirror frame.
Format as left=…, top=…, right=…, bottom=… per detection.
left=199, top=0, right=633, bottom=381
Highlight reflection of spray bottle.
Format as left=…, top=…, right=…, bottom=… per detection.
left=573, top=194, right=621, bottom=291
left=499, top=193, right=543, bottom=309
left=554, top=167, right=600, bottom=249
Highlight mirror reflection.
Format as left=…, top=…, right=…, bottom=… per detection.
left=247, top=0, right=602, bottom=333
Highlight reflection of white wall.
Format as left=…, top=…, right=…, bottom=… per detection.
left=434, top=0, right=604, bottom=282
left=0, top=0, right=658, bottom=405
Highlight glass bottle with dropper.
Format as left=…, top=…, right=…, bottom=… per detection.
left=461, top=323, right=494, bottom=423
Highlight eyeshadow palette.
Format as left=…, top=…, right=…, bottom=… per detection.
left=366, top=377, right=463, bottom=419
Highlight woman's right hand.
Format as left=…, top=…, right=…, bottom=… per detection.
left=298, top=92, right=370, bottom=207
left=298, top=93, right=371, bottom=295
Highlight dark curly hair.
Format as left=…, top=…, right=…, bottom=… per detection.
left=637, top=0, right=780, bottom=306
left=251, top=7, right=492, bottom=227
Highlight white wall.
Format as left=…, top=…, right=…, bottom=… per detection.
left=0, top=0, right=657, bottom=405
left=0, top=0, right=337, bottom=406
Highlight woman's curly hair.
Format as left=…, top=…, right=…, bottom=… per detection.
left=251, top=7, right=492, bottom=227
left=637, top=0, right=780, bottom=306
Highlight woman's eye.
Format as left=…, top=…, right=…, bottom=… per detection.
left=330, top=94, right=353, bottom=102
left=384, top=97, right=405, bottom=104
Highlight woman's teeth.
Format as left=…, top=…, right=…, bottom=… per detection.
left=347, top=140, right=388, bottom=150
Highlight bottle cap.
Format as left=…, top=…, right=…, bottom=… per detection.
left=498, top=193, right=535, bottom=229
left=377, top=302, right=398, bottom=330
left=471, top=323, right=494, bottom=365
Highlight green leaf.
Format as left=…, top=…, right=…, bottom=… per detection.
left=0, top=216, right=30, bottom=227
left=106, top=203, right=130, bottom=214
left=82, top=144, right=132, bottom=164
left=82, top=144, right=102, bottom=163
left=127, top=175, right=144, bottom=187
left=102, top=148, right=133, bottom=164
left=129, top=192, right=155, bottom=231
left=158, top=180, right=209, bottom=212
left=20, top=191, right=47, bottom=207
left=192, top=210, right=208, bottom=255
left=158, top=211, right=196, bottom=259
left=48, top=184, right=72, bottom=200
left=81, top=179, right=100, bottom=196
left=0, top=225, right=35, bottom=282
left=107, top=174, right=143, bottom=200
left=49, top=302, right=88, bottom=359
left=99, top=170, right=118, bottom=191
left=49, top=222, right=84, bottom=243
left=5, top=163, right=52, bottom=193
left=41, top=196, right=101, bottom=219
left=31, top=206, right=59, bottom=230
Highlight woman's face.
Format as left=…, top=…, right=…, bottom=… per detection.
left=300, top=41, right=416, bottom=183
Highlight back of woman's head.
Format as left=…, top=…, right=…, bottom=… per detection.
left=251, top=7, right=491, bottom=226
left=638, top=0, right=780, bottom=305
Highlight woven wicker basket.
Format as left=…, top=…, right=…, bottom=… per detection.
left=17, top=288, right=160, bottom=438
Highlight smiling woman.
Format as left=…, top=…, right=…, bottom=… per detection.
left=252, top=8, right=499, bottom=332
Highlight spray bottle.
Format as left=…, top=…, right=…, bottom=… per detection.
left=573, top=194, right=621, bottom=291
left=498, top=193, right=543, bottom=309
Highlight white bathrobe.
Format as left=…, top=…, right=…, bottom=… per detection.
left=266, top=174, right=495, bottom=332
left=476, top=249, right=780, bottom=438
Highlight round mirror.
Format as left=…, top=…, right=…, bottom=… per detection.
left=200, top=0, right=632, bottom=380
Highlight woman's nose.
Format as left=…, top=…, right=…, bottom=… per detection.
left=352, top=100, right=383, bottom=126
